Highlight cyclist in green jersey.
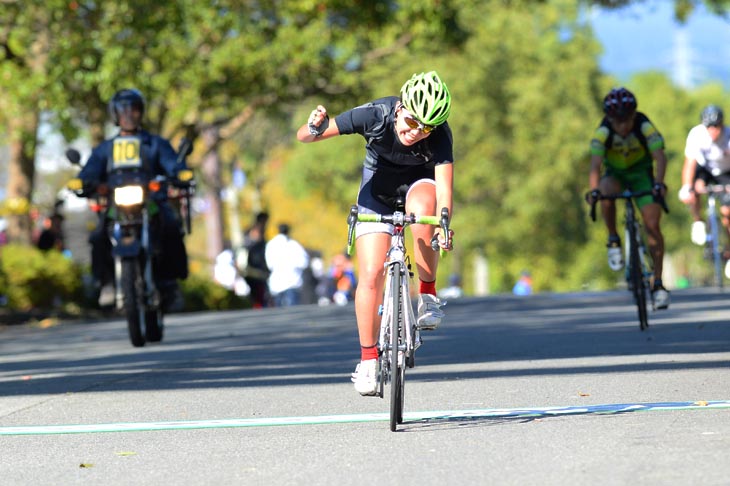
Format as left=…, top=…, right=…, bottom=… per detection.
left=586, top=87, right=670, bottom=309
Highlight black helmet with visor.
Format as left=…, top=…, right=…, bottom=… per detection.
left=109, top=88, right=146, bottom=126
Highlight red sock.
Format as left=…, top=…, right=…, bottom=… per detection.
left=419, top=279, right=437, bottom=296
left=361, top=345, right=378, bottom=361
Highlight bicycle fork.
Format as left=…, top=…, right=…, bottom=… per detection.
left=624, top=218, right=654, bottom=308
left=378, top=261, right=420, bottom=377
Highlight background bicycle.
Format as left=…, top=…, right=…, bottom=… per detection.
left=694, top=184, right=730, bottom=289
left=590, top=188, right=668, bottom=331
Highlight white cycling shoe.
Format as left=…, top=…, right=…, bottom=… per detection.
left=691, top=221, right=707, bottom=246
left=607, top=247, right=624, bottom=272
left=351, top=359, right=378, bottom=396
left=417, top=294, right=445, bottom=330
left=652, top=285, right=670, bottom=310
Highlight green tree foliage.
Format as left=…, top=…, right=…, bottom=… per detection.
left=0, top=244, right=83, bottom=310
left=0, top=1, right=71, bottom=243
left=3, top=0, right=730, bottom=297
left=286, top=0, right=608, bottom=291
left=452, top=1, right=606, bottom=291
left=284, top=0, right=730, bottom=293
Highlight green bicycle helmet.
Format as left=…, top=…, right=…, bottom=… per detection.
left=400, top=71, right=451, bottom=127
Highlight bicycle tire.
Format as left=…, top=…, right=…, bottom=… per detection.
left=390, top=262, right=404, bottom=432
left=708, top=212, right=724, bottom=289
left=629, top=226, right=649, bottom=331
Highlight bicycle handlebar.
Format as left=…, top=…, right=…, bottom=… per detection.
left=695, top=184, right=730, bottom=195
left=589, top=189, right=669, bottom=222
left=346, top=205, right=451, bottom=256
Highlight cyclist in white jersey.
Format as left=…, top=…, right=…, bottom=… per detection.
left=679, top=105, right=730, bottom=267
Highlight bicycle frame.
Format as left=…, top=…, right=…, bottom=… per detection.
left=707, top=193, right=723, bottom=288
left=590, top=188, right=667, bottom=331
left=698, top=184, right=730, bottom=289
left=379, top=223, right=421, bottom=368
left=622, top=196, right=652, bottom=330
left=623, top=202, right=654, bottom=287
left=347, top=203, right=449, bottom=431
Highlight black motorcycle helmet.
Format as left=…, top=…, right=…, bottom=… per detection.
left=108, top=88, right=146, bottom=126
left=701, top=105, right=724, bottom=127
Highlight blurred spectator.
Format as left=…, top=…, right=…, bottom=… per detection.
left=214, top=242, right=250, bottom=297
left=0, top=218, right=7, bottom=246
left=438, top=273, right=464, bottom=299
left=265, top=223, right=309, bottom=307
left=36, top=213, right=65, bottom=252
left=301, top=249, right=324, bottom=305
left=512, top=271, right=533, bottom=296
left=318, top=253, right=357, bottom=306
left=241, top=212, right=271, bottom=308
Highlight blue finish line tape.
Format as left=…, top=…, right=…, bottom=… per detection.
left=1, top=400, right=728, bottom=436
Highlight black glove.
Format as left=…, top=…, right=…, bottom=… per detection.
left=586, top=189, right=601, bottom=204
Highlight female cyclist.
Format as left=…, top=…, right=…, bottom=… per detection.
left=296, top=71, right=454, bottom=396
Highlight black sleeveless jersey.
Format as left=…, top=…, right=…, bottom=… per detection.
left=335, top=96, right=453, bottom=200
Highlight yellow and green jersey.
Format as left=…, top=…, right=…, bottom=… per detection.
left=590, top=112, right=664, bottom=171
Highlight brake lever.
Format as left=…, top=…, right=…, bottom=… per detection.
left=431, top=207, right=451, bottom=253
left=590, top=200, right=597, bottom=222
left=346, top=205, right=358, bottom=255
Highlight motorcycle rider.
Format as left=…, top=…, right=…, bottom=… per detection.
left=77, top=88, right=189, bottom=309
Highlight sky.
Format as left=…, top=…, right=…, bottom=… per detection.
left=589, top=1, right=730, bottom=88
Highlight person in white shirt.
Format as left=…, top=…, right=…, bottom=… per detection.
left=679, top=105, right=730, bottom=274
left=264, top=223, right=310, bottom=306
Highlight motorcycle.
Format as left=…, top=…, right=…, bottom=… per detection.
left=66, top=140, right=194, bottom=347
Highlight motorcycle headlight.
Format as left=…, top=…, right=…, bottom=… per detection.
left=114, top=185, right=144, bottom=206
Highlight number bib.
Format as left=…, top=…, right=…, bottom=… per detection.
left=112, top=136, right=142, bottom=168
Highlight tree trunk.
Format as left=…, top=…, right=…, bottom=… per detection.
left=88, top=104, right=108, bottom=146
left=4, top=111, right=40, bottom=245
left=200, top=126, right=225, bottom=267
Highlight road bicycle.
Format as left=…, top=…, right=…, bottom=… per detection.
left=695, top=184, right=730, bottom=289
left=590, top=188, right=668, bottom=331
left=346, top=200, right=450, bottom=431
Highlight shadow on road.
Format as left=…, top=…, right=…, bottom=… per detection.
left=1, top=288, right=728, bottom=397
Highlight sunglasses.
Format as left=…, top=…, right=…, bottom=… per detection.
left=401, top=110, right=435, bottom=134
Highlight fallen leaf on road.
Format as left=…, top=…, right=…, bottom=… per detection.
left=115, top=451, right=137, bottom=456
left=38, top=318, right=59, bottom=329
left=79, top=463, right=94, bottom=468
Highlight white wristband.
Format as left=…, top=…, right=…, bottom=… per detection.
left=678, top=184, right=692, bottom=201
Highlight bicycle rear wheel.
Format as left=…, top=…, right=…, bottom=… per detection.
left=629, top=232, right=649, bottom=331
left=389, top=262, right=404, bottom=431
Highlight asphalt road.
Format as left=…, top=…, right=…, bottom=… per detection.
left=1, top=288, right=729, bottom=485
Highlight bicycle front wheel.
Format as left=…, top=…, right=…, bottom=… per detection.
left=629, top=231, right=649, bottom=331
left=708, top=213, right=724, bottom=289
left=389, top=262, right=404, bottom=431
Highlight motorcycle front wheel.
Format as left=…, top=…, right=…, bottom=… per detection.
left=145, top=308, right=164, bottom=342
left=122, top=258, right=146, bottom=347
